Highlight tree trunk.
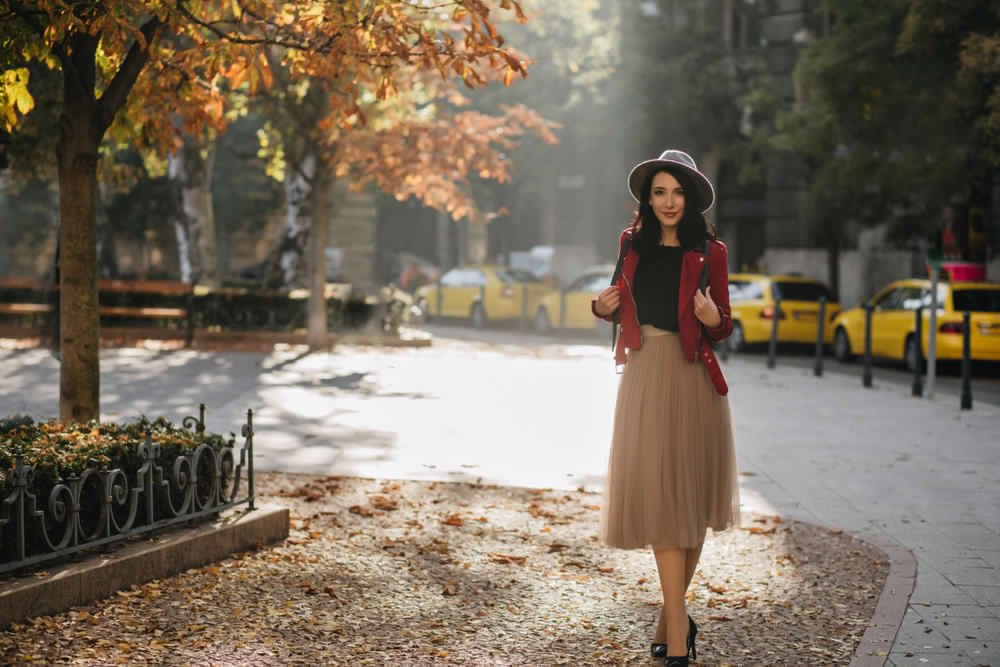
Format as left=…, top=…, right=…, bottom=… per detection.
left=273, top=150, right=317, bottom=287
left=54, top=20, right=160, bottom=423
left=167, top=129, right=219, bottom=286
left=306, top=166, right=331, bottom=349
left=58, top=39, right=103, bottom=423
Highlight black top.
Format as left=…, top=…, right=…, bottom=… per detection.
left=633, top=244, right=683, bottom=331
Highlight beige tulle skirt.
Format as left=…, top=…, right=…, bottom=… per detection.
left=601, top=325, right=740, bottom=550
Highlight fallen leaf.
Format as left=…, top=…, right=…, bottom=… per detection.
left=348, top=505, right=374, bottom=517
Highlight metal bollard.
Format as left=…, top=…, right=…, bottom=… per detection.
left=437, top=282, right=443, bottom=317
left=863, top=304, right=873, bottom=388
left=814, top=297, right=826, bottom=377
left=911, top=307, right=923, bottom=397
left=961, top=311, right=972, bottom=410
left=767, top=296, right=780, bottom=369
left=717, top=335, right=730, bottom=362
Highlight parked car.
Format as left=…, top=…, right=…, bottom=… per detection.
left=533, top=264, right=617, bottom=334
left=831, top=279, right=1000, bottom=371
left=727, top=273, right=841, bottom=352
left=414, top=265, right=556, bottom=328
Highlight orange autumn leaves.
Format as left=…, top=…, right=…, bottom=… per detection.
left=5, top=1, right=544, bottom=189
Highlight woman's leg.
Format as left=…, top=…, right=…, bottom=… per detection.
left=653, top=548, right=688, bottom=655
left=685, top=541, right=704, bottom=590
left=653, top=543, right=704, bottom=648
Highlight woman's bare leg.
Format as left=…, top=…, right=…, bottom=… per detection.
left=685, top=541, right=704, bottom=590
left=653, top=548, right=688, bottom=656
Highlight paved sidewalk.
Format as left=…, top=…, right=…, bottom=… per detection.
left=1, top=337, right=998, bottom=665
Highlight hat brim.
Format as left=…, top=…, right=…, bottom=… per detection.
left=627, top=159, right=715, bottom=213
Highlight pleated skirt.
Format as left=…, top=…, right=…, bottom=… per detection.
left=601, top=325, right=740, bottom=550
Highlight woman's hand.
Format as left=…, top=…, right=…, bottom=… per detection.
left=595, top=286, right=621, bottom=317
left=694, top=286, right=722, bottom=328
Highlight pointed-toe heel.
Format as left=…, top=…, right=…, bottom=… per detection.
left=687, top=615, right=698, bottom=661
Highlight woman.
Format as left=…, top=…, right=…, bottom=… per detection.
left=592, top=149, right=740, bottom=666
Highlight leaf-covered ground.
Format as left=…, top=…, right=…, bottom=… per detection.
left=0, top=473, right=888, bottom=665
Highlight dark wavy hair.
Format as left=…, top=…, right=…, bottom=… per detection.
left=632, top=166, right=716, bottom=253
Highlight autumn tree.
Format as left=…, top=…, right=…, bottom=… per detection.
left=1, top=0, right=537, bottom=422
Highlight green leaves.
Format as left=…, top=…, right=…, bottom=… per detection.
left=0, top=68, right=34, bottom=130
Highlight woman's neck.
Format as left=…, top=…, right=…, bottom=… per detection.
left=659, top=228, right=680, bottom=246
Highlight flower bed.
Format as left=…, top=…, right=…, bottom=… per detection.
left=0, top=414, right=250, bottom=574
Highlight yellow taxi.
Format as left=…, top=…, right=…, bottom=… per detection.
left=831, top=279, right=1000, bottom=370
left=414, top=264, right=556, bottom=328
left=727, top=273, right=841, bottom=352
left=533, top=264, right=616, bottom=333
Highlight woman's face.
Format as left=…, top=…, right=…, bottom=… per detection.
left=648, top=170, right=685, bottom=231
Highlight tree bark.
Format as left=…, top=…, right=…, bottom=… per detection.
left=57, top=34, right=103, bottom=423
left=167, top=129, right=219, bottom=286
left=306, top=166, right=331, bottom=349
left=273, top=149, right=317, bottom=287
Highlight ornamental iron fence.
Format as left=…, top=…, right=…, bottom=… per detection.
left=0, top=406, right=255, bottom=575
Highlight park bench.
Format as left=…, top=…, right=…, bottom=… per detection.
left=0, top=277, right=194, bottom=344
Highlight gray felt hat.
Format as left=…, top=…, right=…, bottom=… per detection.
left=627, top=149, right=715, bottom=213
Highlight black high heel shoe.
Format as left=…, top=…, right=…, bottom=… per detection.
left=687, top=615, right=698, bottom=661
left=654, top=615, right=697, bottom=661
left=662, top=656, right=688, bottom=667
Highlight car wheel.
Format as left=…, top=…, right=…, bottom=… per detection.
left=470, top=303, right=486, bottom=329
left=534, top=307, right=552, bottom=335
left=727, top=321, right=745, bottom=353
left=904, top=335, right=924, bottom=373
left=834, top=327, right=854, bottom=362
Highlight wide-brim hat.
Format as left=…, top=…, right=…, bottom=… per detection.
left=627, top=149, right=715, bottom=213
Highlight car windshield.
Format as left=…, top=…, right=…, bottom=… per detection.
left=952, top=288, right=1000, bottom=313
left=772, top=281, right=834, bottom=302
left=496, top=268, right=542, bottom=284
left=729, top=280, right=765, bottom=301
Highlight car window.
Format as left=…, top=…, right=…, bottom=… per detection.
left=900, top=286, right=925, bottom=310
left=495, top=268, right=542, bottom=284
left=873, top=288, right=902, bottom=310
left=568, top=273, right=611, bottom=292
left=440, top=269, right=462, bottom=287
left=464, top=269, right=487, bottom=287
left=919, top=285, right=949, bottom=308
left=729, top=280, right=765, bottom=301
left=772, top=281, right=834, bottom=302
left=952, top=288, right=1000, bottom=313
left=584, top=274, right=612, bottom=291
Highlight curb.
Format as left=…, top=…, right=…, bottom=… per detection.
left=846, top=532, right=917, bottom=667
left=0, top=503, right=289, bottom=630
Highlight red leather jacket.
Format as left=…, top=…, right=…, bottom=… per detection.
left=592, top=227, right=734, bottom=395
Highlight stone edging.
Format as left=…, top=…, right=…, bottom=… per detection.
left=0, top=503, right=289, bottom=630
left=845, top=531, right=917, bottom=667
